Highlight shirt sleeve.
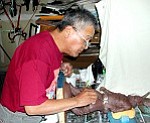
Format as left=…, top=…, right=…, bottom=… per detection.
left=19, top=60, right=50, bottom=106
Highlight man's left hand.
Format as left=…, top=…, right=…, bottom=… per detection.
left=61, top=62, right=73, bottom=77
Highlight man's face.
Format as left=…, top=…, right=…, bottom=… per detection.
left=66, top=25, right=95, bottom=57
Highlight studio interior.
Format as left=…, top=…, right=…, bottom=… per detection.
left=0, top=0, right=150, bottom=123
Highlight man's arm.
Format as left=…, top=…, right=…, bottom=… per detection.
left=24, top=88, right=97, bottom=115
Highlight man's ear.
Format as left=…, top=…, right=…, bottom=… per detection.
left=64, top=26, right=73, bottom=37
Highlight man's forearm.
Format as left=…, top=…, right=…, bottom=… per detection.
left=25, top=98, right=78, bottom=115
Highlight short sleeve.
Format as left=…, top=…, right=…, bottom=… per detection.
left=19, top=60, right=49, bottom=106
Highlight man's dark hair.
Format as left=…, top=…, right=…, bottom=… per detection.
left=56, top=8, right=97, bottom=31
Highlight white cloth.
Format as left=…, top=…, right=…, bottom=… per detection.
left=66, top=73, right=79, bottom=87
left=40, top=114, right=58, bottom=123
left=79, top=64, right=95, bottom=86
left=66, top=65, right=95, bottom=87
left=96, top=0, right=150, bottom=97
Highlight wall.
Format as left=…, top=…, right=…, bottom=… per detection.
left=0, top=1, right=41, bottom=71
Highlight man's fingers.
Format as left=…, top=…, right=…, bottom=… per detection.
left=73, top=88, right=98, bottom=108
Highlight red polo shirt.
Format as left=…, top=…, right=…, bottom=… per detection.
left=0, top=31, right=63, bottom=112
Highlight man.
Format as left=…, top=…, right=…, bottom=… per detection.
left=0, top=8, right=140, bottom=123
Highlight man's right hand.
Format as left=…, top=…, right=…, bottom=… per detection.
left=73, top=88, right=98, bottom=107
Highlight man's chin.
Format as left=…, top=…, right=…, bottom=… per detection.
left=71, top=53, right=80, bottom=58
left=72, top=54, right=79, bottom=57
left=65, top=52, right=80, bottom=58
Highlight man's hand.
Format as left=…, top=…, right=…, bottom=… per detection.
left=73, top=88, right=98, bottom=107
left=61, top=62, right=73, bottom=77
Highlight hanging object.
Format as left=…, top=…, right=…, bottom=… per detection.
left=8, top=4, right=27, bottom=42
left=1, top=0, right=27, bottom=43
left=9, top=0, right=17, bottom=17
left=23, top=0, right=39, bottom=11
